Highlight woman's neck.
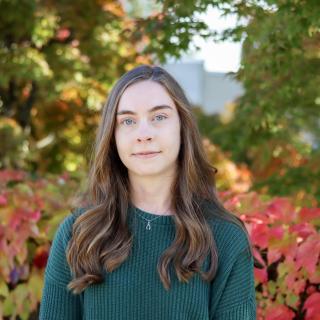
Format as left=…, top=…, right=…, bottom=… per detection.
left=129, top=175, right=175, bottom=215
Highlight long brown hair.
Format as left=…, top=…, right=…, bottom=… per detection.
left=66, top=64, right=261, bottom=294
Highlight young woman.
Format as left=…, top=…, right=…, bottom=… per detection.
left=39, top=65, right=259, bottom=319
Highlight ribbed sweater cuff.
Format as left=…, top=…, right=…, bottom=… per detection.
left=39, top=280, right=82, bottom=320
left=211, top=297, right=257, bottom=319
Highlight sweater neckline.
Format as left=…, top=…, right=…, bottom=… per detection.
left=128, top=202, right=175, bottom=226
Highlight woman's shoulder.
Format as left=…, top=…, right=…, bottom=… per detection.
left=44, top=207, right=88, bottom=286
left=203, top=202, right=251, bottom=260
left=54, top=207, right=89, bottom=241
left=209, top=218, right=249, bottom=245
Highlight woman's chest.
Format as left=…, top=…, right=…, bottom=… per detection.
left=82, top=232, right=211, bottom=319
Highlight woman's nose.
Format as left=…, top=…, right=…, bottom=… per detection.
left=136, top=119, right=154, bottom=141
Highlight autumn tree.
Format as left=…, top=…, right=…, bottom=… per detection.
left=0, top=0, right=214, bottom=172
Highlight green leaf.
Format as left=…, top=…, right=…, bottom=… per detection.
left=0, top=281, right=9, bottom=297
left=3, top=294, right=14, bottom=316
left=285, top=292, right=299, bottom=308
left=267, top=280, right=277, bottom=296
left=277, top=262, right=288, bottom=278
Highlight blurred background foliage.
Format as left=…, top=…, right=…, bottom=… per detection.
left=0, top=0, right=320, bottom=318
left=193, top=0, right=320, bottom=205
left=0, top=0, right=319, bottom=204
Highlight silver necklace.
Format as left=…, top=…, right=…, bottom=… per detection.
left=134, top=208, right=168, bottom=230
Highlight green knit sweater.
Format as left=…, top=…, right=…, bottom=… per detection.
left=39, top=204, right=256, bottom=319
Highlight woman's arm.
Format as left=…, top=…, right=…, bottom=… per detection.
left=210, top=247, right=257, bottom=320
left=39, top=214, right=82, bottom=320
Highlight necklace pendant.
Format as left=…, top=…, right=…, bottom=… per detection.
left=146, top=221, right=151, bottom=230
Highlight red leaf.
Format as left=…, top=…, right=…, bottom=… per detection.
left=303, top=292, right=320, bottom=320
left=295, top=235, right=320, bottom=275
left=309, top=271, right=320, bottom=284
left=29, top=209, right=41, bottom=222
left=33, top=249, right=49, bottom=269
left=267, top=248, right=282, bottom=265
left=251, top=223, right=269, bottom=249
left=269, top=225, right=284, bottom=240
left=0, top=169, right=26, bottom=183
left=56, top=28, right=70, bottom=41
left=9, top=214, right=21, bottom=230
left=306, top=286, right=317, bottom=295
left=285, top=272, right=298, bottom=291
left=254, top=266, right=268, bottom=284
left=266, top=198, right=298, bottom=224
left=292, top=278, right=306, bottom=295
left=265, top=304, right=295, bottom=320
left=299, top=208, right=320, bottom=223
left=0, top=194, right=7, bottom=206
left=289, top=223, right=317, bottom=240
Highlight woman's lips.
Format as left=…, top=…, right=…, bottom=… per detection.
left=133, top=151, right=161, bottom=158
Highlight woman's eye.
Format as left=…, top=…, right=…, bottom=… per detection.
left=154, top=114, right=167, bottom=121
left=120, top=119, right=134, bottom=126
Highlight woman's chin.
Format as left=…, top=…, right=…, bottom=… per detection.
left=129, top=167, right=165, bottom=177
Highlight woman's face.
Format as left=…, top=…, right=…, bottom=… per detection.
left=114, top=80, right=181, bottom=179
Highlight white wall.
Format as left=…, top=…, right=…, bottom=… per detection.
left=162, top=61, right=205, bottom=107
left=162, top=61, right=244, bottom=115
left=203, top=72, right=243, bottom=114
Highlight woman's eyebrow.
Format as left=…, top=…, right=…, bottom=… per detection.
left=116, top=105, right=173, bottom=116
